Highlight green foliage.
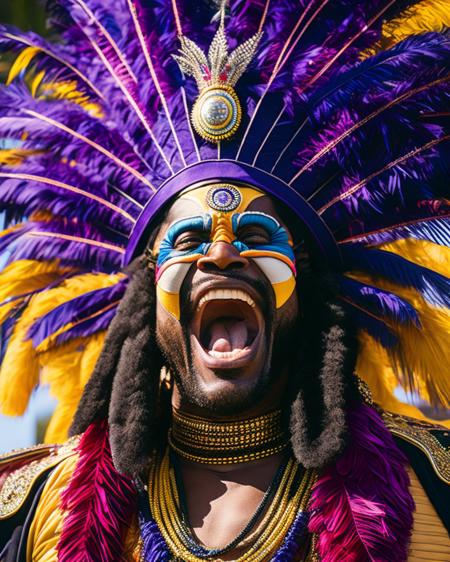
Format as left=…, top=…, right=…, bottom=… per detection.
left=0, top=0, right=46, bottom=34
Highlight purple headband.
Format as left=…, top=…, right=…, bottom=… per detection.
left=124, top=160, right=342, bottom=268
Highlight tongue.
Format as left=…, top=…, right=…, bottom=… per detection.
left=208, top=319, right=248, bottom=352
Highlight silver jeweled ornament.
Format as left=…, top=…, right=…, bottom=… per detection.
left=192, top=85, right=241, bottom=143
left=206, top=185, right=242, bottom=212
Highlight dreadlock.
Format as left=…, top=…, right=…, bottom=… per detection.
left=70, top=258, right=164, bottom=476
left=289, top=268, right=360, bottom=468
left=71, top=253, right=360, bottom=477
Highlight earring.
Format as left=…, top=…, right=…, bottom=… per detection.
left=160, top=365, right=172, bottom=391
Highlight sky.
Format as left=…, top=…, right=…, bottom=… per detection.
left=0, top=386, right=56, bottom=454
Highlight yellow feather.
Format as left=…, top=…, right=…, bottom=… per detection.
left=0, top=271, right=122, bottom=417
left=0, top=148, right=43, bottom=166
left=348, top=270, right=450, bottom=409
left=363, top=0, right=450, bottom=57
left=0, top=259, right=65, bottom=303
left=356, top=331, right=450, bottom=427
left=0, top=318, right=39, bottom=416
left=79, top=331, right=106, bottom=386
left=40, top=338, right=83, bottom=443
left=6, top=46, right=41, bottom=85
left=379, top=238, right=450, bottom=278
left=40, top=81, right=104, bottom=118
left=31, top=70, right=45, bottom=98
left=40, top=332, right=106, bottom=442
left=0, top=300, right=23, bottom=325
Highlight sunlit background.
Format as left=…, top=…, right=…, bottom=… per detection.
left=0, top=1, right=52, bottom=453
left=0, top=1, right=447, bottom=454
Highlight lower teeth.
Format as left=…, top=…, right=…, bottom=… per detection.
left=209, top=348, right=246, bottom=358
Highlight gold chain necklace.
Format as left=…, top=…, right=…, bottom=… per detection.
left=148, top=449, right=316, bottom=562
left=170, top=409, right=289, bottom=465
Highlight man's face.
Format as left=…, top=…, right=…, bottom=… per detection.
left=153, top=184, right=299, bottom=415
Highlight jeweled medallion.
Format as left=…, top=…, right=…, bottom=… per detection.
left=206, top=185, right=242, bottom=212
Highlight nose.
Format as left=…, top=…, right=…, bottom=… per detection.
left=197, top=242, right=248, bottom=272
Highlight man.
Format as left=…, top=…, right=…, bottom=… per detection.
left=0, top=1, right=449, bottom=560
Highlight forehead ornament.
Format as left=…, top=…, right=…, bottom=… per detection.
left=206, top=184, right=242, bottom=212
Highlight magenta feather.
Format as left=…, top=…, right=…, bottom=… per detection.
left=309, top=404, right=414, bottom=562
left=58, top=419, right=137, bottom=562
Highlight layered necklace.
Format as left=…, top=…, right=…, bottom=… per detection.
left=168, top=409, right=290, bottom=465
left=138, top=410, right=316, bottom=562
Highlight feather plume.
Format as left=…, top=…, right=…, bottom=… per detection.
left=339, top=275, right=420, bottom=327
left=349, top=270, right=450, bottom=408
left=356, top=330, right=450, bottom=427
left=0, top=25, right=104, bottom=101
left=28, top=274, right=126, bottom=348
left=40, top=331, right=106, bottom=442
left=339, top=214, right=450, bottom=247
left=58, top=419, right=137, bottom=561
left=342, top=245, right=450, bottom=309
left=363, top=0, right=450, bottom=56
left=309, top=404, right=414, bottom=562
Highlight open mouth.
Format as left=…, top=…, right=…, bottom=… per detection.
left=191, top=288, right=263, bottom=369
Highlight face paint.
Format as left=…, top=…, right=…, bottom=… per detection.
left=155, top=184, right=297, bottom=318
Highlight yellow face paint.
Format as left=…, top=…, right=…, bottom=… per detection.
left=155, top=184, right=296, bottom=319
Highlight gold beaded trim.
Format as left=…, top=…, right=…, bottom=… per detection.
left=0, top=442, right=55, bottom=466
left=168, top=432, right=289, bottom=466
left=382, top=411, right=450, bottom=484
left=0, top=437, right=79, bottom=519
left=170, top=409, right=289, bottom=465
left=148, top=449, right=316, bottom=562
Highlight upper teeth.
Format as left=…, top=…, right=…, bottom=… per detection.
left=198, top=289, right=256, bottom=308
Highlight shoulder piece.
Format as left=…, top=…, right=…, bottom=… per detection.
left=382, top=410, right=450, bottom=484
left=0, top=437, right=79, bottom=520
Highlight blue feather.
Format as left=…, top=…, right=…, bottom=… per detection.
left=341, top=296, right=398, bottom=349
left=308, top=33, right=450, bottom=117
left=341, top=217, right=450, bottom=247
left=342, top=245, right=450, bottom=309
left=339, top=276, right=420, bottom=327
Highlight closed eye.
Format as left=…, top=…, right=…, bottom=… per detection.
left=173, top=231, right=209, bottom=251
left=237, top=226, right=271, bottom=246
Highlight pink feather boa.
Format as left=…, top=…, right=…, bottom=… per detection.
left=57, top=419, right=137, bottom=562
left=309, top=404, right=414, bottom=562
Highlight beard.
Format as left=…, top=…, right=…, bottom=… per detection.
left=157, top=272, right=298, bottom=417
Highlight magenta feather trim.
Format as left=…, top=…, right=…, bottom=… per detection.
left=57, top=419, right=137, bottom=562
left=309, top=404, right=414, bottom=562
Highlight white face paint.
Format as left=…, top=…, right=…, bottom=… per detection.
left=154, top=184, right=297, bottom=319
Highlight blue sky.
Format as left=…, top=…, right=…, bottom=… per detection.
left=0, top=387, right=56, bottom=454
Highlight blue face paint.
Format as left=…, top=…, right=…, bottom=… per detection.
left=157, top=215, right=212, bottom=269
left=231, top=212, right=296, bottom=267
left=155, top=186, right=297, bottom=318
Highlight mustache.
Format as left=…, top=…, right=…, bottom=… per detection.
left=179, top=271, right=273, bottom=320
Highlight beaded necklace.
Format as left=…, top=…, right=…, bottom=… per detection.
left=139, top=448, right=316, bottom=562
left=169, top=409, right=289, bottom=465
left=171, top=452, right=289, bottom=558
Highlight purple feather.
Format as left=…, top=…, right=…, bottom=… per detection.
left=309, top=404, right=414, bottom=562
left=54, top=304, right=118, bottom=345
left=139, top=495, right=171, bottom=562
left=270, top=511, right=310, bottom=561
left=28, top=277, right=128, bottom=347
left=339, top=275, right=420, bottom=327
left=5, top=219, right=124, bottom=272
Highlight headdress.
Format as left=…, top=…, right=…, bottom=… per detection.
left=0, top=0, right=449, bottom=440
